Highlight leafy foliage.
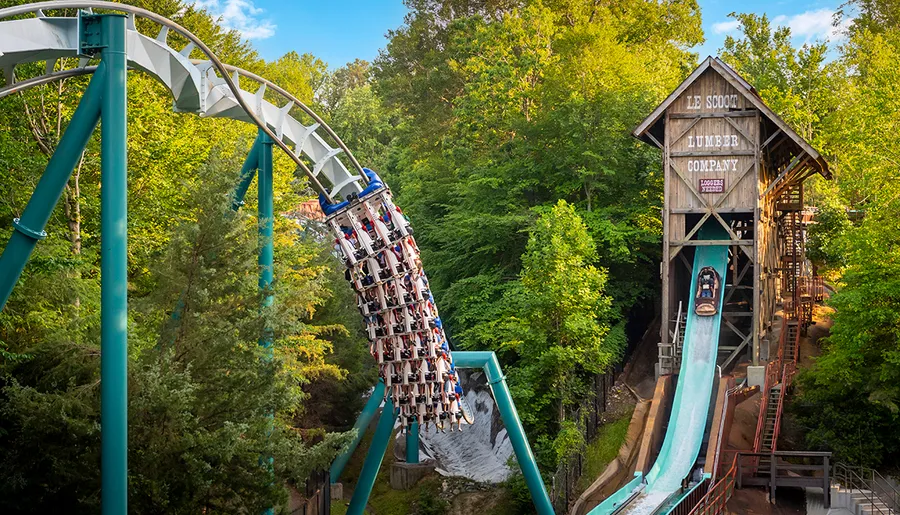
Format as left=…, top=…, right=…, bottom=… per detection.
left=721, top=2, right=900, bottom=468
left=0, top=1, right=367, bottom=510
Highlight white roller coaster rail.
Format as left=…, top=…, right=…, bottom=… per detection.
left=0, top=0, right=367, bottom=202
left=0, top=6, right=563, bottom=513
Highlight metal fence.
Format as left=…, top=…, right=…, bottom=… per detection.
left=833, top=463, right=900, bottom=515
left=550, top=370, right=616, bottom=513
left=289, top=469, right=331, bottom=515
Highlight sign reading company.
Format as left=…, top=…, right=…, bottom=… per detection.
left=687, top=158, right=739, bottom=172
left=699, top=178, right=725, bottom=193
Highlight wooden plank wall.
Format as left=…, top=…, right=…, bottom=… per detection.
left=661, top=67, right=778, bottom=365
left=666, top=70, right=759, bottom=215
left=757, top=160, right=778, bottom=351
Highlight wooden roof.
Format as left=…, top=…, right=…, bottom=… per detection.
left=633, top=56, right=831, bottom=186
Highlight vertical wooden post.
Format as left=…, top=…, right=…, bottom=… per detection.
left=767, top=453, right=776, bottom=503
left=661, top=111, right=671, bottom=375
left=753, top=113, right=761, bottom=365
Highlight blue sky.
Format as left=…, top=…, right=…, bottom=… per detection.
left=192, top=0, right=850, bottom=68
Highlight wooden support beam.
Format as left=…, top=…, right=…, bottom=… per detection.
left=722, top=334, right=751, bottom=369
left=660, top=110, right=671, bottom=350
left=725, top=319, right=748, bottom=340
left=723, top=260, right=753, bottom=307
left=671, top=116, right=702, bottom=146
left=673, top=239, right=753, bottom=247
left=761, top=129, right=783, bottom=149
left=679, top=252, right=692, bottom=273
left=670, top=150, right=756, bottom=157
left=645, top=131, right=664, bottom=150
left=669, top=111, right=757, bottom=119
left=760, top=154, right=810, bottom=199
left=753, top=112, right=762, bottom=366
left=671, top=208, right=754, bottom=214
left=724, top=116, right=754, bottom=145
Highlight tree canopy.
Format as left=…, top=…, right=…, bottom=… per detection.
left=2, top=0, right=900, bottom=509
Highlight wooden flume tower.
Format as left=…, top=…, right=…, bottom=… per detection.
left=633, top=57, right=831, bottom=376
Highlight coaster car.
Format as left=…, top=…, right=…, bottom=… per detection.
left=694, top=266, right=720, bottom=316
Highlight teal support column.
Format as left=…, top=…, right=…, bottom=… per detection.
left=231, top=133, right=263, bottom=211
left=0, top=63, right=105, bottom=311
left=256, top=129, right=275, bottom=515
left=453, top=351, right=554, bottom=515
left=330, top=378, right=386, bottom=483
left=97, top=14, right=129, bottom=515
left=406, top=422, right=419, bottom=464
left=257, top=130, right=274, bottom=349
left=348, top=401, right=397, bottom=515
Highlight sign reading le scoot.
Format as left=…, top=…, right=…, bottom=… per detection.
left=699, top=178, right=724, bottom=193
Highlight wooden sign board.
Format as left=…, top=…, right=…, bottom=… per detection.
left=664, top=68, right=758, bottom=211
left=699, top=178, right=725, bottom=193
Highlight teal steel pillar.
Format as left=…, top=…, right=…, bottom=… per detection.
left=257, top=130, right=274, bottom=349
left=231, top=133, right=263, bottom=211
left=348, top=402, right=397, bottom=515
left=406, top=421, right=419, bottom=464
left=98, top=14, right=129, bottom=515
left=257, top=129, right=275, bottom=515
left=330, top=378, right=386, bottom=483
left=0, top=63, right=106, bottom=311
left=453, top=351, right=554, bottom=515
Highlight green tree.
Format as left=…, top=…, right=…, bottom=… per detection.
left=0, top=0, right=367, bottom=509
left=456, top=202, right=624, bottom=465
left=795, top=200, right=900, bottom=467
left=512, top=201, right=624, bottom=459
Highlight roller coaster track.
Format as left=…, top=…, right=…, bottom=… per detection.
left=0, top=0, right=367, bottom=202
left=0, top=5, right=557, bottom=513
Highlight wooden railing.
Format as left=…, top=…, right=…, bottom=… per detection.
left=737, top=452, right=831, bottom=507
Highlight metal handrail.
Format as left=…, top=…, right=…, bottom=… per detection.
left=833, top=463, right=896, bottom=515
left=865, top=467, right=900, bottom=510
left=688, top=454, right=738, bottom=515
left=752, top=358, right=780, bottom=454
left=673, top=301, right=683, bottom=350
left=667, top=476, right=710, bottom=515
left=836, top=463, right=900, bottom=512
left=673, top=301, right=684, bottom=367
left=770, top=361, right=794, bottom=454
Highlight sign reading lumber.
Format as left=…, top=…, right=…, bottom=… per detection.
left=699, top=178, right=725, bottom=193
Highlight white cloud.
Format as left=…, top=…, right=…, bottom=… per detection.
left=712, top=20, right=741, bottom=35
left=711, top=8, right=853, bottom=45
left=191, top=0, right=276, bottom=40
left=775, top=9, right=851, bottom=43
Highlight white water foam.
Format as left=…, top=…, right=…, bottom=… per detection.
left=411, top=371, right=515, bottom=483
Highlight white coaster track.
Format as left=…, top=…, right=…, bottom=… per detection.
left=0, top=1, right=366, bottom=201
left=0, top=0, right=477, bottom=429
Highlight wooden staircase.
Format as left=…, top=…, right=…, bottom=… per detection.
left=782, top=321, right=799, bottom=363
left=780, top=209, right=804, bottom=297
left=758, top=383, right=782, bottom=473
